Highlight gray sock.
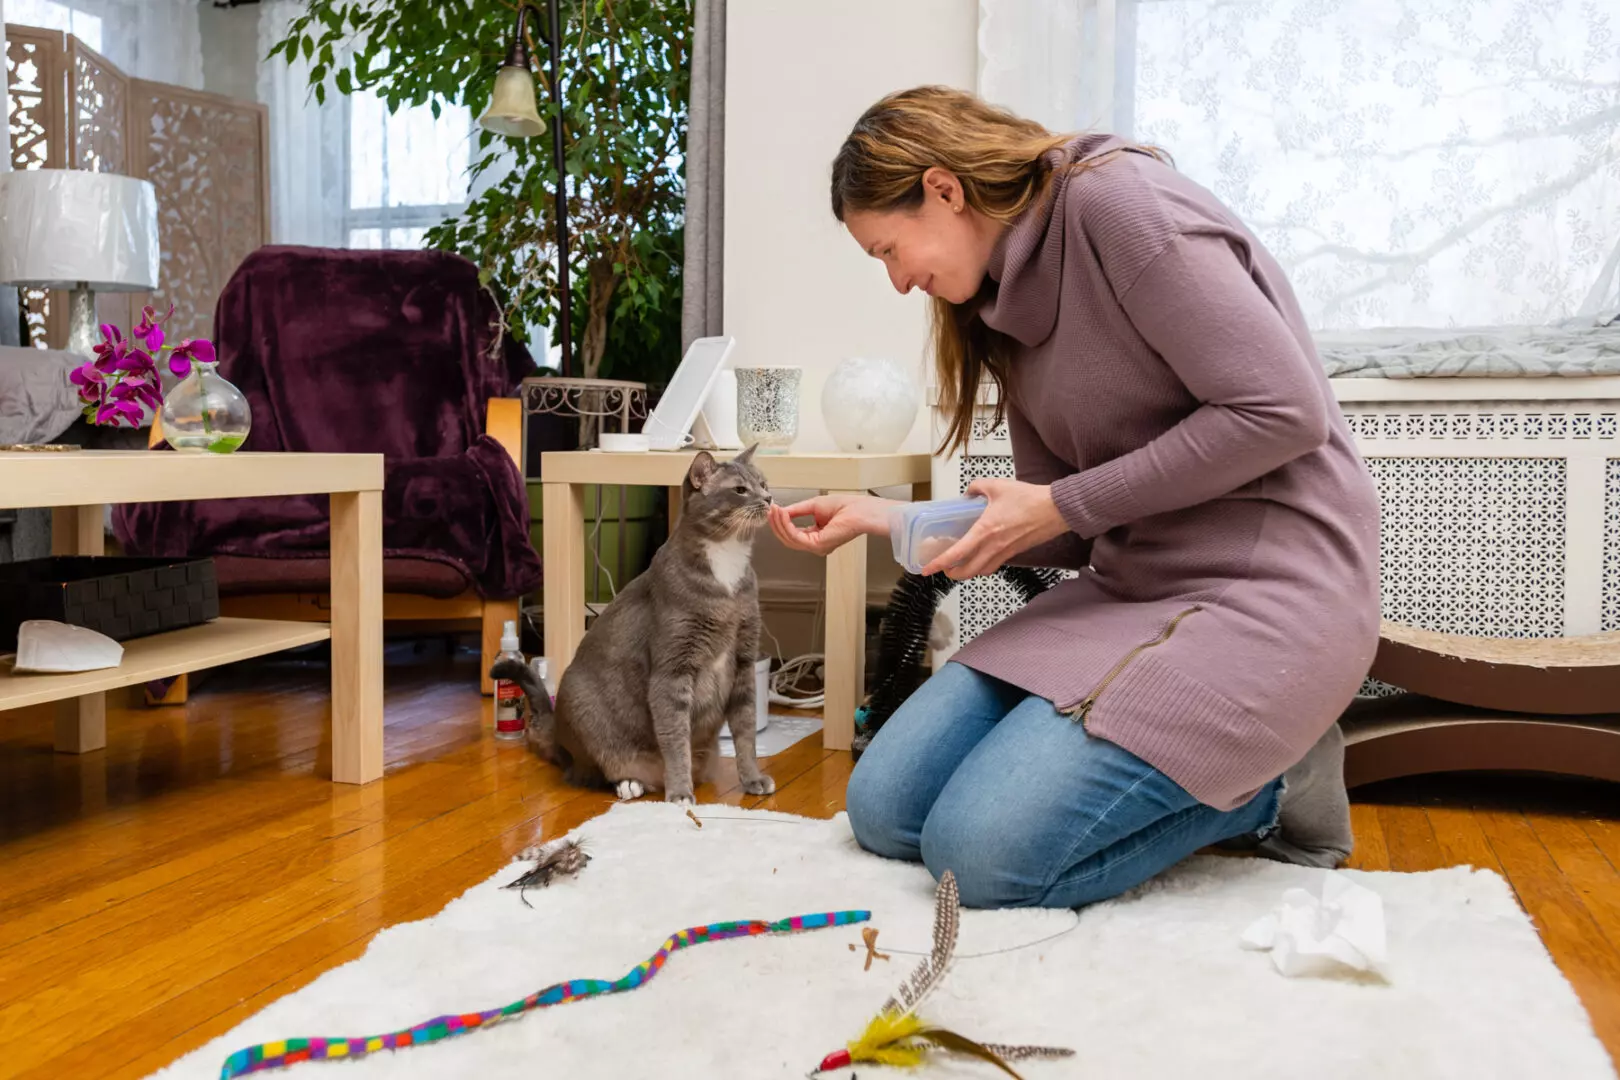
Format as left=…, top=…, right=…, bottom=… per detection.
left=1256, top=722, right=1353, bottom=869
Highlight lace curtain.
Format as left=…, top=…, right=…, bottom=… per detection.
left=257, top=0, right=345, bottom=247
left=6, top=0, right=202, bottom=87
left=978, top=0, right=1620, bottom=330
left=257, top=0, right=476, bottom=250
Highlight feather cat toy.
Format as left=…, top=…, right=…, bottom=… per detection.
left=503, top=837, right=590, bottom=903
left=815, top=871, right=1074, bottom=1078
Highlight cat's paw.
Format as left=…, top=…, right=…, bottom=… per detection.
left=614, top=779, right=646, bottom=801
left=741, top=775, right=776, bottom=796
left=664, top=790, right=695, bottom=807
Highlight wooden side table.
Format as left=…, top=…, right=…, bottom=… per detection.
left=0, top=450, right=387, bottom=784
left=537, top=450, right=932, bottom=750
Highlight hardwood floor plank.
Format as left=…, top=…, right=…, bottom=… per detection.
left=1376, top=804, right=1443, bottom=873
left=1584, top=817, right=1620, bottom=874
left=0, top=759, right=467, bottom=953
left=1474, top=807, right=1620, bottom=1056
left=1344, top=801, right=1390, bottom=871
left=1424, top=804, right=1506, bottom=876
left=747, top=750, right=854, bottom=819
left=1530, top=812, right=1620, bottom=954
left=39, top=823, right=556, bottom=1080
left=0, top=779, right=563, bottom=1069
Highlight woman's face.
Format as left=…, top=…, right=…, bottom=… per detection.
left=843, top=167, right=1001, bottom=305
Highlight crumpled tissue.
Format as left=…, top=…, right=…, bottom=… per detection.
left=12, top=620, right=124, bottom=673
left=1240, top=872, right=1387, bottom=978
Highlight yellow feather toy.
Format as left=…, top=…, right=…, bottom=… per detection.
left=814, top=871, right=1073, bottom=1076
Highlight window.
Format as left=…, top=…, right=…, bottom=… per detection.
left=7, top=0, right=102, bottom=50
left=1119, top=0, right=1616, bottom=328
left=344, top=86, right=472, bottom=250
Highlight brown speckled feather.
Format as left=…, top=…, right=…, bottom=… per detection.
left=882, top=869, right=960, bottom=1015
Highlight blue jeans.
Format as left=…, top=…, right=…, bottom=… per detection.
left=846, top=662, right=1280, bottom=909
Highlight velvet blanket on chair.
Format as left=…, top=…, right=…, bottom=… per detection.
left=115, top=245, right=542, bottom=600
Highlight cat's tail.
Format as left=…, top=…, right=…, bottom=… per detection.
left=489, top=658, right=566, bottom=766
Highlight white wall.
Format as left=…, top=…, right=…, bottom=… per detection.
left=726, top=0, right=977, bottom=606
left=724, top=0, right=977, bottom=455
left=199, top=2, right=262, bottom=104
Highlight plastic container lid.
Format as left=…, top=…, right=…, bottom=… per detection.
left=888, top=497, right=987, bottom=574
left=500, top=619, right=520, bottom=653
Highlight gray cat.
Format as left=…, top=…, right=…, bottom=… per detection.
left=491, top=447, right=775, bottom=804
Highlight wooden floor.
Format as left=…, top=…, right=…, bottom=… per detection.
left=2, top=645, right=1618, bottom=1077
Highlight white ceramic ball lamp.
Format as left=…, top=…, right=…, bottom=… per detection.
left=821, top=357, right=920, bottom=453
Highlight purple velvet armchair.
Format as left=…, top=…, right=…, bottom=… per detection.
left=114, top=245, right=542, bottom=695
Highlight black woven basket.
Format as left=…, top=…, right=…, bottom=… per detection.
left=0, top=556, right=218, bottom=651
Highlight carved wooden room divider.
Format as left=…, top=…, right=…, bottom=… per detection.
left=4, top=24, right=270, bottom=348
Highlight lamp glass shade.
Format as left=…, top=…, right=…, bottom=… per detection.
left=477, top=65, right=545, bottom=138
left=0, top=169, right=159, bottom=291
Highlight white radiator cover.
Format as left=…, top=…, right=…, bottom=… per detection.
left=928, top=378, right=1620, bottom=675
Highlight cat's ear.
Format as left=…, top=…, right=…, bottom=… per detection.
left=733, top=443, right=759, bottom=467
left=686, top=450, right=718, bottom=493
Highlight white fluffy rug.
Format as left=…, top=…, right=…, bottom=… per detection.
left=153, top=803, right=1613, bottom=1080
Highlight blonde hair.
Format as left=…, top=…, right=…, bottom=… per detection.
left=830, top=86, right=1167, bottom=455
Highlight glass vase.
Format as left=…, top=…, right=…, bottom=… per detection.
left=734, top=366, right=802, bottom=453
left=160, top=361, right=252, bottom=453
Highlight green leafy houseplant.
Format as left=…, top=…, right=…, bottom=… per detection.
left=269, top=0, right=691, bottom=385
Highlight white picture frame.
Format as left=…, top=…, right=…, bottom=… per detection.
left=644, top=335, right=736, bottom=451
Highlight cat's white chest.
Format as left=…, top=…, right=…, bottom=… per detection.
left=704, top=536, right=752, bottom=592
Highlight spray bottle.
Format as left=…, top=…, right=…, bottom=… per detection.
left=530, top=655, right=557, bottom=708
left=493, top=619, right=527, bottom=741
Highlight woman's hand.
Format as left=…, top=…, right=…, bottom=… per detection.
left=769, top=494, right=896, bottom=556
left=921, top=478, right=1069, bottom=580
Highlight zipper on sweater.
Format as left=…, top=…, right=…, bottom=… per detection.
left=1063, top=606, right=1202, bottom=724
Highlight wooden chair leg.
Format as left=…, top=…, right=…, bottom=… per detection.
left=481, top=597, right=520, bottom=695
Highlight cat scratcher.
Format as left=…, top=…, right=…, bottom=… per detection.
left=1343, top=619, right=1620, bottom=788
left=855, top=567, right=1062, bottom=757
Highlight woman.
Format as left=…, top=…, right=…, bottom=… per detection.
left=770, top=87, right=1380, bottom=910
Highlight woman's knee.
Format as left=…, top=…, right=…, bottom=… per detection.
left=919, top=796, right=1053, bottom=909
left=845, top=751, right=920, bottom=861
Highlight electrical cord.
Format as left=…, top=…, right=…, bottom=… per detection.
left=586, top=490, right=618, bottom=601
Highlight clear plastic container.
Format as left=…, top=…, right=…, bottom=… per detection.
left=888, top=497, right=987, bottom=574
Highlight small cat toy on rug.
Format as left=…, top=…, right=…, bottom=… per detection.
left=814, top=871, right=1073, bottom=1078
left=503, top=837, right=590, bottom=904
left=218, top=908, right=870, bottom=1077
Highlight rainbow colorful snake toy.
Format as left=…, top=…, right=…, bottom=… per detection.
left=219, top=911, right=867, bottom=1078
left=221, top=871, right=1074, bottom=1078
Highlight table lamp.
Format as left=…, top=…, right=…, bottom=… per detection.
left=0, top=169, right=160, bottom=356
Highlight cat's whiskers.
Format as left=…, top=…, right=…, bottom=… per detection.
left=717, top=503, right=769, bottom=541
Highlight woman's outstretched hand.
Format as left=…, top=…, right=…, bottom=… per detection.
left=769, top=494, right=896, bottom=556
left=921, top=478, right=1068, bottom=580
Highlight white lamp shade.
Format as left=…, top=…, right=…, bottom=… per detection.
left=477, top=65, right=545, bottom=138
left=0, top=169, right=159, bottom=291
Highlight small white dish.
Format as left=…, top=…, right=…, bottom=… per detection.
left=598, top=433, right=651, bottom=453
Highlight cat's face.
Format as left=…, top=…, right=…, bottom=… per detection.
left=682, top=445, right=772, bottom=539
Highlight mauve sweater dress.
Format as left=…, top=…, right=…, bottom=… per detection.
left=949, top=134, right=1382, bottom=812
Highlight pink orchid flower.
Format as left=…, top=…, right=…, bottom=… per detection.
left=72, top=313, right=209, bottom=428
left=133, top=303, right=173, bottom=351
left=68, top=362, right=105, bottom=406
left=167, top=338, right=216, bottom=380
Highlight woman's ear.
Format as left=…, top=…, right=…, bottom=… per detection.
left=921, top=166, right=960, bottom=208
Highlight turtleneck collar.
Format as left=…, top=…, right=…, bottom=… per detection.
left=976, top=132, right=1125, bottom=347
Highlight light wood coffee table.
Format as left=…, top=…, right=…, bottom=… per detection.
left=538, top=450, right=931, bottom=750
left=0, top=450, right=386, bottom=784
